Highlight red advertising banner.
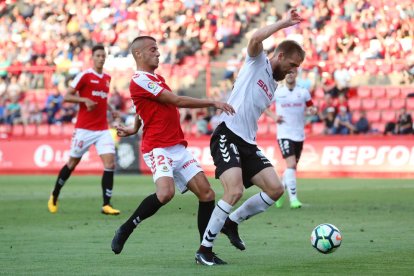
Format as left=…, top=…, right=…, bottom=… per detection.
left=0, top=139, right=103, bottom=173
left=1, top=136, right=414, bottom=178
left=139, top=136, right=414, bottom=178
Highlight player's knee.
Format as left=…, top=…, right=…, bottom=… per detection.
left=156, top=190, right=175, bottom=204
left=265, top=184, right=284, bottom=201
left=198, top=188, right=215, bottom=201
left=104, top=162, right=116, bottom=170
left=225, top=187, right=244, bottom=204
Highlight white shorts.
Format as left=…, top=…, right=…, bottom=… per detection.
left=70, top=128, right=115, bottom=158
left=143, top=144, right=203, bottom=193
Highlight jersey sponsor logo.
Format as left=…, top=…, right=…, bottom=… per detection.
left=90, top=79, right=99, bottom=84
left=281, top=103, right=303, bottom=108
left=182, top=158, right=197, bottom=169
left=257, top=79, right=272, bottom=100
left=92, top=90, right=108, bottom=99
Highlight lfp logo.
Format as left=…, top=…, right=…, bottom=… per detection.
left=147, top=82, right=156, bottom=90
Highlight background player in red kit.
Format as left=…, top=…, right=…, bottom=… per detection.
left=48, top=45, right=120, bottom=215
left=111, top=36, right=234, bottom=262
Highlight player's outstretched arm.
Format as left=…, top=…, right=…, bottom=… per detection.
left=264, top=108, right=284, bottom=124
left=247, top=8, right=302, bottom=57
left=116, top=115, right=142, bottom=137
left=157, top=91, right=235, bottom=115
left=64, top=87, right=97, bottom=111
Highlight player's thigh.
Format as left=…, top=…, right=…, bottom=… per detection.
left=219, top=167, right=244, bottom=205
left=154, top=176, right=175, bottom=203
left=251, top=167, right=283, bottom=200
left=284, top=155, right=297, bottom=168
left=143, top=148, right=174, bottom=186
left=69, top=129, right=96, bottom=158
left=278, top=138, right=295, bottom=159
left=210, top=123, right=241, bottom=179
left=239, top=145, right=273, bottom=188
left=187, top=172, right=215, bottom=201
left=95, top=130, right=116, bottom=156
left=174, top=146, right=204, bottom=194
left=100, top=153, right=115, bottom=170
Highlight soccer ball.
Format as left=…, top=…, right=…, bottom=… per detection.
left=310, top=223, right=342, bottom=254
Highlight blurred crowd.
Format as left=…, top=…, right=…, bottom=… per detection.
left=0, top=0, right=263, bottom=127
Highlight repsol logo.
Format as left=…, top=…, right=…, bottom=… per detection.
left=92, top=90, right=107, bottom=99
left=321, top=146, right=414, bottom=166
left=257, top=80, right=272, bottom=100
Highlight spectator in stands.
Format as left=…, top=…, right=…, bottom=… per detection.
left=335, top=93, right=350, bottom=113
left=195, top=108, right=212, bottom=136
left=5, top=96, right=22, bottom=125
left=296, top=69, right=313, bottom=91
left=320, top=72, right=337, bottom=97
left=58, top=103, right=76, bottom=124
left=6, top=75, right=23, bottom=100
left=318, top=93, right=336, bottom=122
left=209, top=109, right=222, bottom=131
left=223, top=54, right=240, bottom=81
left=334, top=106, right=355, bottom=134
left=180, top=108, right=195, bottom=136
left=109, top=88, right=124, bottom=111
left=396, top=107, right=413, bottom=134
left=21, top=99, right=42, bottom=125
left=44, top=89, right=64, bottom=124
left=0, top=97, right=5, bottom=124
left=333, top=62, right=351, bottom=96
left=323, top=106, right=336, bottom=134
left=384, top=108, right=413, bottom=135
left=0, top=77, right=7, bottom=98
left=354, top=110, right=370, bottom=134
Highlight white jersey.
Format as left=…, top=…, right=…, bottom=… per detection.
left=272, top=85, right=312, bottom=141
left=220, top=52, right=277, bottom=144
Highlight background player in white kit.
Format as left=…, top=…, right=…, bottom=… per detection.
left=48, top=45, right=121, bottom=215
left=195, top=9, right=306, bottom=265
left=265, top=68, right=317, bottom=209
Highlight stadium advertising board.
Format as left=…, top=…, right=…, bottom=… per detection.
left=1, top=136, right=414, bottom=178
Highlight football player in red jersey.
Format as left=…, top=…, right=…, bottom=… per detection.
left=48, top=45, right=121, bottom=216
left=110, top=36, right=234, bottom=264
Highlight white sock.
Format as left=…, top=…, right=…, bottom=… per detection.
left=229, top=192, right=275, bottom=224
left=201, top=199, right=232, bottom=247
left=284, top=168, right=298, bottom=201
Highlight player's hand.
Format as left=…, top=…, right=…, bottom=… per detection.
left=307, top=106, right=318, bottom=115
left=276, top=115, right=284, bottom=124
left=214, top=102, right=235, bottom=116
left=84, top=99, right=97, bottom=111
left=111, top=110, right=121, bottom=119
left=116, top=125, right=135, bottom=137
left=284, top=8, right=302, bottom=27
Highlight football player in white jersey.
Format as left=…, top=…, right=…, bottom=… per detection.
left=265, top=68, right=317, bottom=209
left=195, top=9, right=305, bottom=265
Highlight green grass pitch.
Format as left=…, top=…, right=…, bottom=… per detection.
left=1, top=175, right=413, bottom=275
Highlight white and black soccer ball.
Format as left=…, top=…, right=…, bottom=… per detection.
left=311, top=223, right=342, bottom=254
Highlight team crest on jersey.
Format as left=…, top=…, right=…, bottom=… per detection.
left=106, top=80, right=110, bottom=87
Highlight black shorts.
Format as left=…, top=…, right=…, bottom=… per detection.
left=277, top=138, right=304, bottom=161
left=210, top=122, right=273, bottom=188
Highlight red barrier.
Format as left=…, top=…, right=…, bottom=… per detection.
left=0, top=139, right=103, bottom=174
left=1, top=136, right=414, bottom=178
left=139, top=135, right=414, bottom=179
